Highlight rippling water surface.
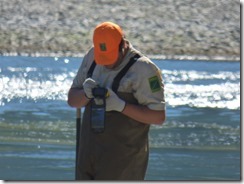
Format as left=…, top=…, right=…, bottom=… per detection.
left=0, top=56, right=240, bottom=180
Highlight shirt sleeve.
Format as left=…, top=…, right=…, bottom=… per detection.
left=132, top=57, right=166, bottom=111
left=71, top=48, right=94, bottom=89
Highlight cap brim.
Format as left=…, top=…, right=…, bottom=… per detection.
left=94, top=48, right=119, bottom=65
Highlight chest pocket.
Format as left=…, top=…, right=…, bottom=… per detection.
left=87, top=54, right=141, bottom=94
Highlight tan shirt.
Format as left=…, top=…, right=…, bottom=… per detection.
left=71, top=41, right=165, bottom=111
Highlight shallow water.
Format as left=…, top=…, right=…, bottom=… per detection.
left=0, top=56, right=240, bottom=180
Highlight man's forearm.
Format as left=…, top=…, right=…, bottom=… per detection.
left=122, top=103, right=165, bottom=125
left=67, top=88, right=90, bottom=108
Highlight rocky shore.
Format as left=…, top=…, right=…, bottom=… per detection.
left=0, top=0, right=240, bottom=61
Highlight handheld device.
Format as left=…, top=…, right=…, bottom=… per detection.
left=90, top=87, right=108, bottom=133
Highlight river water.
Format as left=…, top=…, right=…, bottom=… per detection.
left=0, top=56, right=240, bottom=180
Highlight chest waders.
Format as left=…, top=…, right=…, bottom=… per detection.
left=76, top=54, right=150, bottom=180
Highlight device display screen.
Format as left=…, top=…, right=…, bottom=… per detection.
left=91, top=102, right=105, bottom=133
left=90, top=87, right=108, bottom=133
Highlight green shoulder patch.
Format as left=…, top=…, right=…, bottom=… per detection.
left=148, top=76, right=161, bottom=93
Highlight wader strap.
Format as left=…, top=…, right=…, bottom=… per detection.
left=87, top=61, right=96, bottom=78
left=112, top=54, right=141, bottom=93
left=86, top=54, right=141, bottom=93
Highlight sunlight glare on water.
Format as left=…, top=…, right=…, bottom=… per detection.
left=0, top=65, right=240, bottom=110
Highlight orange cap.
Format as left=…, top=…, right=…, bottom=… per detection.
left=93, top=22, right=123, bottom=65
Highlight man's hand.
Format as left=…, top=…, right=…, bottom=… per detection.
left=83, top=78, right=98, bottom=99
left=106, top=88, right=125, bottom=112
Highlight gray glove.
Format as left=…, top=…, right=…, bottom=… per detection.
left=83, top=78, right=98, bottom=99
left=106, top=88, right=126, bottom=112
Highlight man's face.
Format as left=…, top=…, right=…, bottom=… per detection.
left=104, top=62, right=117, bottom=69
left=104, top=50, right=122, bottom=69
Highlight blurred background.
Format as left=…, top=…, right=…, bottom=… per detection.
left=0, top=0, right=240, bottom=60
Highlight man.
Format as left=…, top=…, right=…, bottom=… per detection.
left=68, top=21, right=166, bottom=180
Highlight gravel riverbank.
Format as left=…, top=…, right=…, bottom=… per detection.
left=0, top=0, right=240, bottom=61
